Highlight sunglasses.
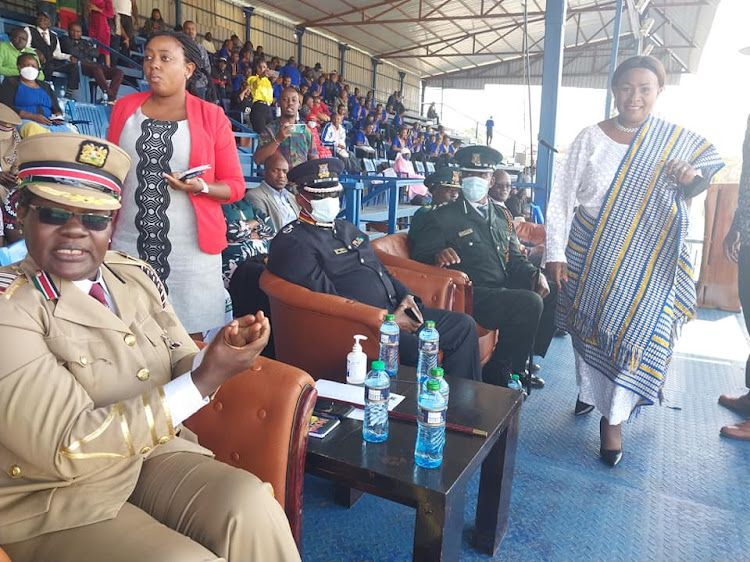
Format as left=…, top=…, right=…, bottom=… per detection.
left=30, top=204, right=114, bottom=231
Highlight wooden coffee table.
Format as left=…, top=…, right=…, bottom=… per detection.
left=306, top=370, right=523, bottom=561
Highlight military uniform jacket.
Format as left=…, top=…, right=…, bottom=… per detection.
left=0, top=251, right=209, bottom=544
left=267, top=218, right=412, bottom=311
left=410, top=195, right=538, bottom=290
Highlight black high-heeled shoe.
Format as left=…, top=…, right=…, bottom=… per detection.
left=599, top=417, right=623, bottom=467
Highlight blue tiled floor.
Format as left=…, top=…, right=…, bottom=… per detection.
left=300, top=309, right=750, bottom=561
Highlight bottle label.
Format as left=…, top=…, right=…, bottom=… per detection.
left=419, top=341, right=438, bottom=354
left=418, top=407, right=446, bottom=426
left=366, top=386, right=390, bottom=403
left=380, top=334, right=398, bottom=346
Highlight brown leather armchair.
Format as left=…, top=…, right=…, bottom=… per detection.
left=371, top=232, right=498, bottom=365
left=259, top=265, right=456, bottom=381
left=183, top=354, right=317, bottom=548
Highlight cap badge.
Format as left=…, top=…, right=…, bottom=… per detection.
left=76, top=141, right=109, bottom=168
left=452, top=170, right=460, bottom=183
left=318, top=163, right=330, bottom=179
left=471, top=153, right=481, bottom=166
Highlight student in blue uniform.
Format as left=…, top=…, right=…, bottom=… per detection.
left=267, top=158, right=482, bottom=381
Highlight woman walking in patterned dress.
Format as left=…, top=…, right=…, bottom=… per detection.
left=108, top=31, right=245, bottom=336
left=545, top=56, right=723, bottom=466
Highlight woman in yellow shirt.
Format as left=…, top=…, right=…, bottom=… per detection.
left=246, top=60, right=274, bottom=133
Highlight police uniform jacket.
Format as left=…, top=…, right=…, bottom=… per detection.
left=267, top=218, right=413, bottom=311
left=410, top=194, right=538, bottom=290
left=0, top=251, right=210, bottom=544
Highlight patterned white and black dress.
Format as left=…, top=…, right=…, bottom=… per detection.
left=111, top=108, right=225, bottom=333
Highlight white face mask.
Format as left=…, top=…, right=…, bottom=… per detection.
left=461, top=176, right=489, bottom=203
left=309, top=196, right=340, bottom=224
left=20, top=66, right=40, bottom=81
left=307, top=121, right=316, bottom=129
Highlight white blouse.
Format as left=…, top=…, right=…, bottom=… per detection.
left=546, top=124, right=630, bottom=263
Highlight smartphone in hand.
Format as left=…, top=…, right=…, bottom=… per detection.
left=290, top=123, right=307, bottom=135
left=178, top=164, right=212, bottom=181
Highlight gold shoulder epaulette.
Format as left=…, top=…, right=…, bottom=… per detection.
left=0, top=267, right=28, bottom=299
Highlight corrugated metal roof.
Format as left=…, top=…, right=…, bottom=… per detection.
left=244, top=0, right=720, bottom=88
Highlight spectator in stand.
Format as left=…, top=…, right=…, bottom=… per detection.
left=211, top=57, right=232, bottom=100
left=425, top=133, right=438, bottom=158
left=323, top=71, right=340, bottom=106
left=255, top=86, right=318, bottom=168
left=245, top=59, right=274, bottom=134
left=353, top=122, right=376, bottom=158
left=485, top=116, right=494, bottom=145
left=300, top=67, right=313, bottom=90
left=182, top=21, right=213, bottom=100
left=387, top=90, right=398, bottom=109
left=245, top=152, right=299, bottom=232
left=392, top=148, right=428, bottom=205
left=24, top=12, right=77, bottom=90
left=321, top=112, right=358, bottom=171
left=427, top=101, right=439, bottom=124
left=299, top=94, right=313, bottom=121
left=306, top=115, right=332, bottom=159
left=505, top=185, right=529, bottom=219
left=114, top=0, right=138, bottom=56
left=230, top=34, right=241, bottom=49
left=520, top=166, right=533, bottom=183
left=0, top=54, right=75, bottom=135
left=408, top=166, right=461, bottom=243
left=348, top=86, right=359, bottom=108
left=58, top=0, right=81, bottom=31
left=218, top=39, right=231, bottom=59
left=312, top=62, right=323, bottom=80
left=273, top=74, right=290, bottom=103
left=266, top=56, right=280, bottom=81
left=253, top=45, right=264, bottom=60
left=201, top=31, right=216, bottom=54
left=299, top=82, right=309, bottom=99
left=310, top=93, right=331, bottom=124
left=142, top=8, right=165, bottom=36
left=364, top=90, right=374, bottom=111
left=437, top=134, right=453, bottom=156
left=229, top=49, right=241, bottom=85
left=108, top=31, right=245, bottom=336
left=35, top=0, right=58, bottom=26
left=238, top=48, right=252, bottom=74
left=61, top=22, right=124, bottom=103
left=310, top=74, right=325, bottom=96
left=0, top=28, right=45, bottom=80
left=86, top=0, right=115, bottom=67
left=411, top=134, right=426, bottom=164
left=389, top=125, right=410, bottom=159
left=392, top=106, right=406, bottom=131
left=279, top=57, right=300, bottom=87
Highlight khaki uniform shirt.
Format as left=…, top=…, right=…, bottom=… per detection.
left=0, top=251, right=209, bottom=544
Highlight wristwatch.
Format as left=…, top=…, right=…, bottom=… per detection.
left=195, top=178, right=209, bottom=194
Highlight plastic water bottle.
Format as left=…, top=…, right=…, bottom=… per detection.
left=416, top=320, right=439, bottom=386
left=508, top=374, right=523, bottom=391
left=429, top=366, right=449, bottom=403
left=414, top=378, right=447, bottom=468
left=378, top=314, right=400, bottom=378
left=363, top=360, right=390, bottom=443
left=101, top=91, right=108, bottom=105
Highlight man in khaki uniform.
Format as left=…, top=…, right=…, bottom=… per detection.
left=0, top=134, right=300, bottom=561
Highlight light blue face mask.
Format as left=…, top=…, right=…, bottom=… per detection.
left=461, top=176, right=489, bottom=203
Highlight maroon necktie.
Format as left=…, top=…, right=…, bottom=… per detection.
left=89, top=282, right=109, bottom=309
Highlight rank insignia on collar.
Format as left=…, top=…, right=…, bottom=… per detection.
left=458, top=228, right=473, bottom=237
left=351, top=236, right=364, bottom=248
left=471, top=153, right=481, bottom=166
left=318, top=163, right=330, bottom=178
left=76, top=141, right=109, bottom=168
left=282, top=223, right=295, bottom=234
left=333, top=247, right=347, bottom=255
left=452, top=170, right=460, bottom=183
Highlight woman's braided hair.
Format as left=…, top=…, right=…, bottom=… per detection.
left=146, top=31, right=207, bottom=97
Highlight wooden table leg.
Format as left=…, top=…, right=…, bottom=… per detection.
left=334, top=484, right=364, bottom=508
left=474, top=410, right=520, bottom=555
left=413, top=483, right=466, bottom=561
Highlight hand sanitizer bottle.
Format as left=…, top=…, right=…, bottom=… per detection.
left=346, top=335, right=368, bottom=386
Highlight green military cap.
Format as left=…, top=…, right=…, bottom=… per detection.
left=425, top=167, right=461, bottom=191
left=17, top=133, right=132, bottom=211
left=453, top=145, right=503, bottom=173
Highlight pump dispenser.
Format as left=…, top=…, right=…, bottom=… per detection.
left=346, top=335, right=368, bottom=385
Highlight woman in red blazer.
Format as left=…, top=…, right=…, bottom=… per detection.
left=108, top=31, right=245, bottom=336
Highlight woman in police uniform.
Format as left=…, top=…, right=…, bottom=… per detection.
left=0, top=134, right=299, bottom=561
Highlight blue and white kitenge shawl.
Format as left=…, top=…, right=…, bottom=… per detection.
left=556, top=116, right=724, bottom=405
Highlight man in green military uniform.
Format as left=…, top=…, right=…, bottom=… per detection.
left=408, top=166, right=461, bottom=244
left=410, top=145, right=557, bottom=388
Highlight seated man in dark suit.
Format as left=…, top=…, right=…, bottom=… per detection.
left=267, top=158, right=481, bottom=381
left=60, top=22, right=124, bottom=102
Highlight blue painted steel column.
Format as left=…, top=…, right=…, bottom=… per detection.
left=175, top=0, right=182, bottom=26
left=398, top=71, right=406, bottom=94
left=295, top=27, right=305, bottom=64
left=371, top=58, right=380, bottom=91
left=535, top=0, right=566, bottom=215
left=242, top=7, right=254, bottom=44
left=604, top=0, right=624, bottom=119
left=338, top=43, right=348, bottom=76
